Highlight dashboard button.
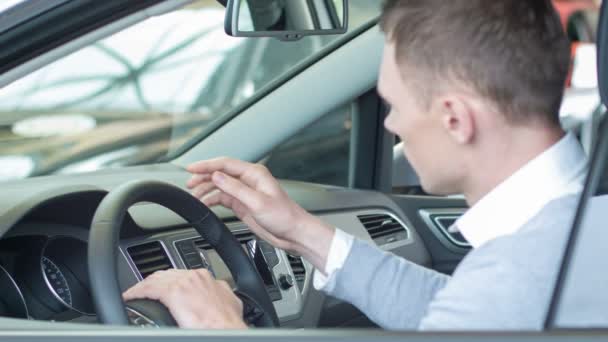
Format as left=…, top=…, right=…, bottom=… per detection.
left=259, top=241, right=274, bottom=254
left=176, top=241, right=196, bottom=254
left=278, top=274, right=294, bottom=290
left=263, top=252, right=279, bottom=268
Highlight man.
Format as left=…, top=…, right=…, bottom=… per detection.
left=123, top=0, right=588, bottom=330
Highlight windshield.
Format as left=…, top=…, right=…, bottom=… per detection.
left=0, top=0, right=25, bottom=13
left=0, top=0, right=380, bottom=181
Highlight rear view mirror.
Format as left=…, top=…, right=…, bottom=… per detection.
left=225, top=0, right=348, bottom=41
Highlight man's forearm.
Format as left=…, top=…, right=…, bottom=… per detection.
left=286, top=213, right=451, bottom=330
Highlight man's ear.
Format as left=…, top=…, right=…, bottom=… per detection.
left=435, top=95, right=475, bottom=145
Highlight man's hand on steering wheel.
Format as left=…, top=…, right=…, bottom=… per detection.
left=123, top=269, right=247, bottom=329
left=117, top=157, right=338, bottom=329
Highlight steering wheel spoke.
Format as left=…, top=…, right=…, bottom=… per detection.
left=234, top=290, right=266, bottom=326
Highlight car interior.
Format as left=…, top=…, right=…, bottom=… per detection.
left=0, top=0, right=605, bottom=340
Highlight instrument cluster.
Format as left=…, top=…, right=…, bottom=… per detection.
left=0, top=235, right=94, bottom=321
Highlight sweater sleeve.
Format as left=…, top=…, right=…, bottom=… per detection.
left=322, top=238, right=450, bottom=330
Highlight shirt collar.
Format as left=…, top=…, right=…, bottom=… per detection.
left=455, top=132, right=588, bottom=248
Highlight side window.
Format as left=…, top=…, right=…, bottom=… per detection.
left=391, top=137, right=430, bottom=195
left=264, top=104, right=352, bottom=187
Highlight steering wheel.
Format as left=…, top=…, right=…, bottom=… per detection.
left=87, top=180, right=279, bottom=327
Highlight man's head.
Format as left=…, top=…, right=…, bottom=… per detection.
left=378, top=0, right=571, bottom=199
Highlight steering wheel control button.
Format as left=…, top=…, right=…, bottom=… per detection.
left=184, top=253, right=203, bottom=266
left=176, top=240, right=196, bottom=254
left=258, top=241, right=279, bottom=268
left=127, top=308, right=159, bottom=328
left=263, top=252, right=279, bottom=268
left=176, top=240, right=211, bottom=270
left=278, top=274, right=294, bottom=290
left=259, top=240, right=274, bottom=254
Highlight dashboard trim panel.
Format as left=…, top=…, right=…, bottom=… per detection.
left=166, top=228, right=305, bottom=322
left=0, top=265, right=29, bottom=319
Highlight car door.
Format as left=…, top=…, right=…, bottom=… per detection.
left=545, top=0, right=608, bottom=329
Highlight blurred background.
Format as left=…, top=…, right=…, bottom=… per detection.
left=0, top=0, right=602, bottom=188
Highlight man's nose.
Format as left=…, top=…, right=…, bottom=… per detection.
left=384, top=110, right=397, bottom=134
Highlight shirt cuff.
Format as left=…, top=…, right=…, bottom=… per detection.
left=313, top=228, right=354, bottom=292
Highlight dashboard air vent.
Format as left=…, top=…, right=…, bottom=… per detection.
left=432, top=215, right=469, bottom=247
left=194, top=231, right=255, bottom=250
left=357, top=213, right=408, bottom=246
left=194, top=238, right=211, bottom=250
left=127, top=241, right=173, bottom=279
left=287, top=254, right=306, bottom=291
left=234, top=231, right=255, bottom=244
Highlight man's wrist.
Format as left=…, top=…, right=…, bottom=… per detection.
left=289, top=213, right=335, bottom=273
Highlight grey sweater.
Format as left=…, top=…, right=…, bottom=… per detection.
left=325, top=195, right=578, bottom=330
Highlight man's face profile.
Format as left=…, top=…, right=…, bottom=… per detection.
left=378, top=41, right=468, bottom=196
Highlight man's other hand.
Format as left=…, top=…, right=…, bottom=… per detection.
left=186, top=157, right=334, bottom=271
left=122, top=269, right=247, bottom=329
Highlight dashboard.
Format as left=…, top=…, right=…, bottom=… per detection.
left=0, top=164, right=438, bottom=327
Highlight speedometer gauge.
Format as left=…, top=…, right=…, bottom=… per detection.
left=18, top=236, right=94, bottom=316
left=41, top=257, right=72, bottom=307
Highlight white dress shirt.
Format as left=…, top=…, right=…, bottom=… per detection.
left=314, top=132, right=588, bottom=290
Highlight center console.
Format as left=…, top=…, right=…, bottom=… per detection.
left=122, top=226, right=307, bottom=322
left=173, top=236, right=288, bottom=301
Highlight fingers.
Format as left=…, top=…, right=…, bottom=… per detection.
left=186, top=173, right=211, bottom=189
left=189, top=167, right=269, bottom=203
left=211, top=171, right=265, bottom=212
left=122, top=277, right=165, bottom=302
left=201, top=191, right=235, bottom=208
left=122, top=269, right=214, bottom=302
left=194, top=268, right=215, bottom=281
left=187, top=157, right=254, bottom=180
left=190, top=181, right=218, bottom=199
left=218, top=280, right=243, bottom=312
left=187, top=158, right=276, bottom=193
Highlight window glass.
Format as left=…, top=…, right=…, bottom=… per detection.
left=264, top=104, right=352, bottom=187
left=0, top=0, right=380, bottom=182
left=0, top=0, right=25, bottom=13
left=536, top=3, right=605, bottom=328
